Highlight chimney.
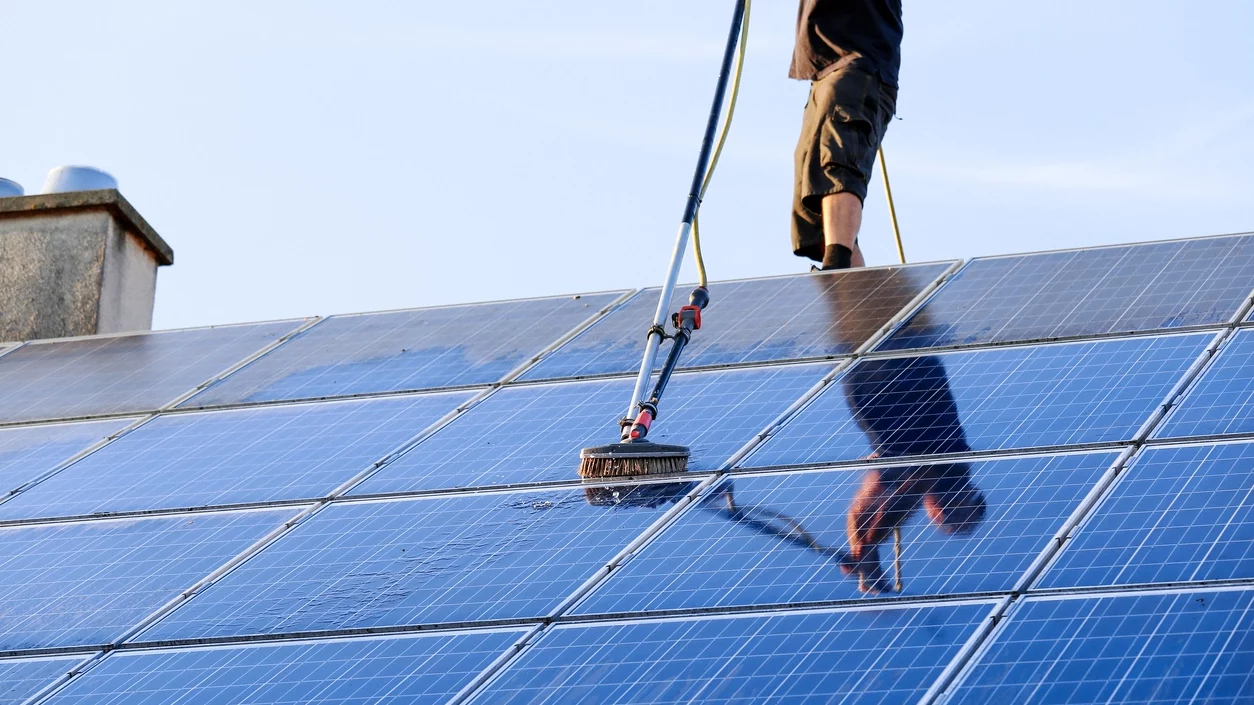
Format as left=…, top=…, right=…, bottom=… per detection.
left=0, top=186, right=174, bottom=343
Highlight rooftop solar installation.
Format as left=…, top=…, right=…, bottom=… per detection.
left=879, top=234, right=1254, bottom=351
left=522, top=263, right=952, bottom=382
left=138, top=484, right=695, bottom=643
left=351, top=363, right=829, bottom=495
left=3, top=235, right=1251, bottom=703
left=0, top=391, right=471, bottom=522
left=576, top=453, right=1117, bottom=615
left=0, top=655, right=83, bottom=705
left=182, top=293, right=626, bottom=408
left=42, top=630, right=526, bottom=705
left=1155, top=328, right=1254, bottom=438
left=743, top=333, right=1210, bottom=469
left=474, top=601, right=995, bottom=704
left=0, top=508, right=300, bottom=652
left=944, top=587, right=1254, bottom=705
left=1038, top=442, right=1254, bottom=590
left=0, top=321, right=305, bottom=425
left=0, top=418, right=132, bottom=496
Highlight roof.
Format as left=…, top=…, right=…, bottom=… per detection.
left=1, top=232, right=1253, bottom=704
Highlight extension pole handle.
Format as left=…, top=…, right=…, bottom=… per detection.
left=626, top=0, right=747, bottom=422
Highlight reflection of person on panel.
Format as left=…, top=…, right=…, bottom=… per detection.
left=819, top=270, right=987, bottom=593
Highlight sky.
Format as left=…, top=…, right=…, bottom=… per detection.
left=3, top=0, right=1252, bottom=330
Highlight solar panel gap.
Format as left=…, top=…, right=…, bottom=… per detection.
left=1153, top=327, right=1254, bottom=440
left=486, top=288, right=640, bottom=380
left=173, top=315, right=327, bottom=407
left=0, top=414, right=156, bottom=515
left=446, top=624, right=550, bottom=705
left=1008, top=447, right=1137, bottom=596
left=863, top=325, right=1229, bottom=362
left=0, top=496, right=320, bottom=530
left=111, top=503, right=321, bottom=650
left=917, top=595, right=1017, bottom=705
left=547, top=474, right=725, bottom=620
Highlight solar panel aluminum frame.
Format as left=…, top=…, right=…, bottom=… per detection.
left=0, top=417, right=141, bottom=504
left=1152, top=326, right=1254, bottom=442
left=457, top=597, right=1008, bottom=705
left=176, top=289, right=638, bottom=411
left=521, top=260, right=964, bottom=384
left=932, top=583, right=1254, bottom=705
left=873, top=232, right=1254, bottom=356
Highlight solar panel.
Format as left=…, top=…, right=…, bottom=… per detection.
left=743, top=334, right=1210, bottom=469
left=879, top=235, right=1254, bottom=351
left=43, top=630, right=525, bottom=705
left=0, top=655, right=84, bottom=705
left=945, top=587, right=1254, bottom=704
left=351, top=363, right=831, bottom=495
left=136, top=484, right=698, bottom=643
left=1155, top=328, right=1254, bottom=439
left=1039, top=442, right=1254, bottom=590
left=474, top=601, right=996, bottom=704
left=0, top=508, right=300, bottom=652
left=181, top=293, right=627, bottom=408
left=0, top=321, right=307, bottom=425
left=522, top=264, right=951, bottom=382
left=0, top=418, right=133, bottom=496
left=576, top=453, right=1117, bottom=616
left=0, top=391, right=472, bottom=522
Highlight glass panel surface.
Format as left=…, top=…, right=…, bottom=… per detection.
left=947, top=589, right=1254, bottom=705
left=0, top=508, right=299, bottom=652
left=0, top=418, right=133, bottom=495
left=0, top=392, right=472, bottom=521
left=0, top=655, right=83, bottom=705
left=880, top=235, right=1254, bottom=351
left=1156, top=329, right=1254, bottom=438
left=577, top=453, right=1116, bottom=615
left=44, top=631, right=524, bottom=705
left=185, top=293, right=625, bottom=407
left=522, top=265, right=950, bottom=381
left=139, top=484, right=696, bottom=643
left=475, top=602, right=994, bottom=705
left=1040, top=443, right=1254, bottom=589
left=744, top=334, right=1209, bottom=469
left=0, top=321, right=305, bottom=424
left=353, top=363, right=830, bottom=495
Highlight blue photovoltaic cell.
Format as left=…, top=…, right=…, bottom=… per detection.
left=0, top=321, right=305, bottom=425
left=139, top=484, right=695, bottom=643
left=475, top=602, right=994, bottom=704
left=0, top=391, right=471, bottom=521
left=744, top=334, right=1209, bottom=469
left=880, top=235, right=1254, bottom=351
left=1156, top=328, right=1254, bottom=438
left=352, top=363, right=830, bottom=495
left=523, top=265, right=951, bottom=381
left=947, top=589, right=1254, bottom=704
left=183, top=293, right=625, bottom=408
left=0, top=655, right=83, bottom=705
left=45, top=630, right=524, bottom=705
left=0, top=508, right=298, bottom=652
left=0, top=418, right=133, bottom=496
left=577, top=453, right=1116, bottom=615
left=1040, top=442, right=1254, bottom=589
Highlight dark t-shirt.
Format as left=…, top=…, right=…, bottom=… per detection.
left=790, top=0, right=903, bottom=86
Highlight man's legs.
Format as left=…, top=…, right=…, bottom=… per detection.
left=821, top=192, right=865, bottom=269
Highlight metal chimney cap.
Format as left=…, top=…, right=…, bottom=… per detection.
left=41, top=166, right=118, bottom=194
left=0, top=178, right=23, bottom=198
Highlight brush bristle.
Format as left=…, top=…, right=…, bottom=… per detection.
left=577, top=454, right=688, bottom=479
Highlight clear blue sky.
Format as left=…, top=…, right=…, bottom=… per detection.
left=4, top=1, right=1252, bottom=330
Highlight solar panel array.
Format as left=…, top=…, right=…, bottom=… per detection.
left=0, top=233, right=1251, bottom=704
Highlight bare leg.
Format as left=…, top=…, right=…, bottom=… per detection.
left=821, top=192, right=866, bottom=268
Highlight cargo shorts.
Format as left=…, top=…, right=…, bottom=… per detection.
left=792, top=66, right=898, bottom=262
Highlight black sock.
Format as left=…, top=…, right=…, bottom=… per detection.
left=821, top=244, right=853, bottom=270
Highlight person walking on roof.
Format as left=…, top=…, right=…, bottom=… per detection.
left=791, top=0, right=902, bottom=270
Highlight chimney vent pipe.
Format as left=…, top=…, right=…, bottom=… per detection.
left=41, top=166, right=118, bottom=194
left=0, top=178, right=23, bottom=198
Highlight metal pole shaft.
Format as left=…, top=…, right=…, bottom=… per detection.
left=625, top=0, right=747, bottom=422
left=878, top=147, right=906, bottom=265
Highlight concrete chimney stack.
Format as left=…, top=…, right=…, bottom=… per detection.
left=0, top=188, right=173, bottom=343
